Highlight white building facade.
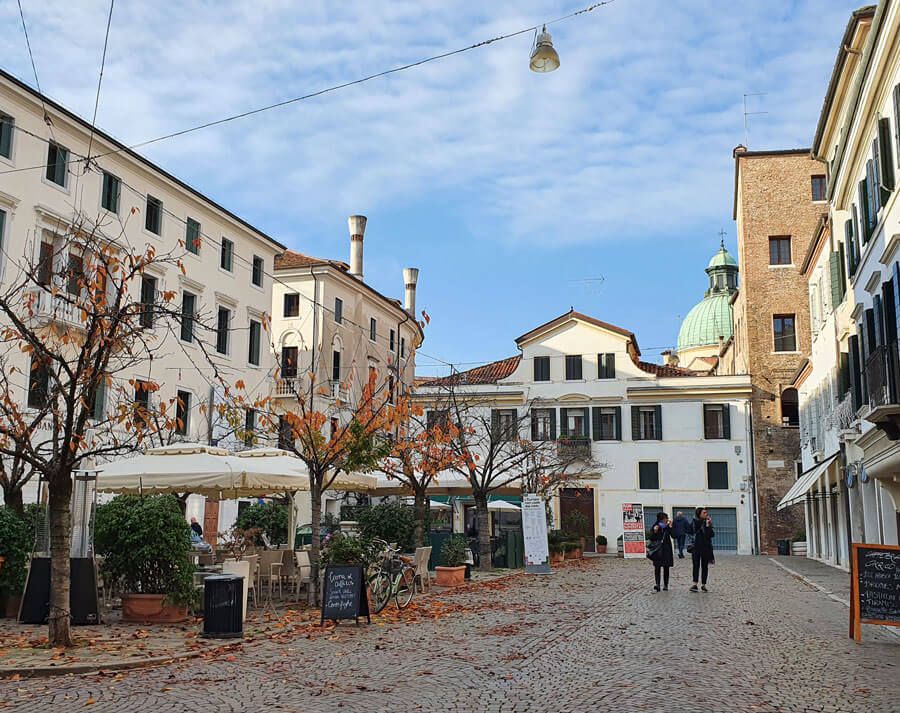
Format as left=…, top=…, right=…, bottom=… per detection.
left=419, top=310, right=755, bottom=554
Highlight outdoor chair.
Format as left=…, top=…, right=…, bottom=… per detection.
left=413, top=546, right=432, bottom=593
left=197, top=552, right=215, bottom=567
left=242, top=554, right=259, bottom=608
left=258, top=549, right=284, bottom=601
left=292, top=550, right=312, bottom=599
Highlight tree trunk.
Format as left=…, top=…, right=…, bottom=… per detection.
left=308, top=478, right=322, bottom=605
left=47, top=471, right=73, bottom=647
left=2, top=482, right=24, bottom=516
left=473, top=491, right=491, bottom=571
left=413, top=488, right=427, bottom=549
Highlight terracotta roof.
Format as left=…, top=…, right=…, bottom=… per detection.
left=515, top=310, right=640, bottom=356
left=274, top=250, right=350, bottom=271
left=426, top=355, right=522, bottom=386
left=636, top=360, right=694, bottom=378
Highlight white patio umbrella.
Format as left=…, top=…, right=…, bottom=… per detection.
left=429, top=499, right=451, bottom=510
left=487, top=500, right=521, bottom=512
left=375, top=470, right=522, bottom=496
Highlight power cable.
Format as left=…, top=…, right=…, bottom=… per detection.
left=14, top=0, right=54, bottom=141
left=84, top=0, right=116, bottom=170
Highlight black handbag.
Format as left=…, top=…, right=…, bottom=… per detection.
left=686, top=544, right=695, bottom=554
left=646, top=540, right=663, bottom=560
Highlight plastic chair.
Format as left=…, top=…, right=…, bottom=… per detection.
left=242, top=554, right=259, bottom=607
left=413, top=546, right=432, bottom=593
left=293, top=550, right=312, bottom=599
left=258, top=549, right=284, bottom=601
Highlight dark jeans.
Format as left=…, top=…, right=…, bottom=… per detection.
left=675, top=535, right=686, bottom=554
left=654, top=563, right=670, bottom=588
left=692, top=553, right=709, bottom=584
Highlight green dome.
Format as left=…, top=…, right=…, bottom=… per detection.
left=677, top=294, right=734, bottom=351
left=707, top=246, right=737, bottom=269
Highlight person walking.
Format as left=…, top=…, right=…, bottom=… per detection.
left=688, top=507, right=715, bottom=593
left=647, top=511, right=674, bottom=592
left=671, top=511, right=689, bottom=559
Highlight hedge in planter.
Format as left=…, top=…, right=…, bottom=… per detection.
left=95, top=495, right=195, bottom=620
left=356, top=502, right=415, bottom=553
left=234, top=501, right=289, bottom=546
left=0, top=507, right=31, bottom=615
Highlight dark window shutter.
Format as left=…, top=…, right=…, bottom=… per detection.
left=848, top=334, right=861, bottom=410
left=882, top=279, right=898, bottom=344
left=491, top=409, right=500, bottom=437
left=592, top=407, right=601, bottom=441
left=837, top=242, right=847, bottom=299
left=581, top=407, right=590, bottom=437
left=559, top=408, right=568, bottom=438
left=829, top=252, right=842, bottom=308
left=879, top=117, right=895, bottom=192
left=93, top=377, right=106, bottom=421
left=873, top=298, right=884, bottom=349
left=723, top=405, right=731, bottom=439
left=531, top=411, right=538, bottom=441
left=839, top=351, right=850, bottom=396
left=550, top=409, right=557, bottom=440
left=859, top=181, right=870, bottom=242
left=608, top=354, right=615, bottom=378
left=844, top=220, right=855, bottom=276
left=654, top=405, right=662, bottom=440
left=894, top=263, right=900, bottom=340
left=614, top=406, right=622, bottom=441
left=894, top=85, right=900, bottom=159
left=631, top=406, right=640, bottom=441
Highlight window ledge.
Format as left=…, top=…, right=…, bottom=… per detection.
left=767, top=264, right=796, bottom=269
left=41, top=175, right=70, bottom=195
left=771, top=351, right=802, bottom=355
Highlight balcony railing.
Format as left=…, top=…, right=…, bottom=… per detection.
left=330, top=380, right=350, bottom=402
left=833, top=391, right=857, bottom=432
left=27, top=289, right=82, bottom=326
left=865, top=342, right=900, bottom=409
left=557, top=437, right=591, bottom=460
left=274, top=377, right=303, bottom=397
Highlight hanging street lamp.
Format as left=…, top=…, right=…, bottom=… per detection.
left=529, top=25, right=560, bottom=73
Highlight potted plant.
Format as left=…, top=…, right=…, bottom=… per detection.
left=562, top=510, right=591, bottom=554
left=564, top=540, right=582, bottom=559
left=595, top=534, right=608, bottom=554
left=791, top=531, right=807, bottom=557
left=547, top=530, right=566, bottom=565
left=0, top=507, right=31, bottom=618
left=95, top=494, right=195, bottom=623
left=435, top=535, right=468, bottom=586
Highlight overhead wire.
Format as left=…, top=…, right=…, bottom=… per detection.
left=14, top=0, right=54, bottom=143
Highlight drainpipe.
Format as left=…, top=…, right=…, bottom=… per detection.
left=309, top=270, right=320, bottom=402
left=748, top=399, right=762, bottom=554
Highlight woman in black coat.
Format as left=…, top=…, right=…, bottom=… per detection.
left=648, top=511, right=674, bottom=591
left=689, top=506, right=715, bottom=592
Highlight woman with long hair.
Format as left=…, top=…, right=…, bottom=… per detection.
left=689, top=506, right=715, bottom=592
left=647, top=511, right=674, bottom=591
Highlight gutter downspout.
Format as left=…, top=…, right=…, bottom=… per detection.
left=309, top=269, right=320, bottom=403
left=748, top=399, right=762, bottom=555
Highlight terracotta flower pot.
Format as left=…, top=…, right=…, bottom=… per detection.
left=564, top=547, right=582, bottom=560
left=435, top=566, right=466, bottom=587
left=121, top=593, right=188, bottom=623
left=0, top=594, right=21, bottom=618
left=596, top=545, right=608, bottom=554
left=549, top=551, right=565, bottom=564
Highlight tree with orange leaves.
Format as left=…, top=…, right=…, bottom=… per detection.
left=0, top=216, right=252, bottom=646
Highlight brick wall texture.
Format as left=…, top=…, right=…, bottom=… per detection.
left=732, top=149, right=828, bottom=553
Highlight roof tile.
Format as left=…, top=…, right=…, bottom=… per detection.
left=427, top=355, right=522, bottom=386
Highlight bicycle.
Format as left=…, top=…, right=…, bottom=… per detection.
left=367, top=539, right=415, bottom=614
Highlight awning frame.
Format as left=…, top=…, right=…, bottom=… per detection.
left=776, top=453, right=839, bottom=511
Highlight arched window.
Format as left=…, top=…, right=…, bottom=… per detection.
left=781, top=388, right=799, bottom=427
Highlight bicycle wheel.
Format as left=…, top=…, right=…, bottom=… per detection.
left=394, top=566, right=415, bottom=609
left=368, top=571, right=391, bottom=614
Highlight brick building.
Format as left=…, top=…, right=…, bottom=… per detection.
left=721, top=147, right=828, bottom=552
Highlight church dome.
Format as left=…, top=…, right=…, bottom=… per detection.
left=677, top=244, right=739, bottom=352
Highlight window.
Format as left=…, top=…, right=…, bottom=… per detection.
left=707, top=461, right=729, bottom=490
left=37, top=241, right=53, bottom=286
left=180, top=291, right=196, bottom=342
left=176, top=390, right=191, bottom=436
left=531, top=408, right=555, bottom=441
left=220, top=238, right=233, bottom=271
left=534, top=355, right=550, bottom=381
left=769, top=236, right=791, bottom=265
left=145, top=196, right=162, bottom=234
left=773, top=314, right=796, bottom=352
left=388, top=375, right=395, bottom=404
left=334, top=297, right=343, bottom=324
left=139, top=275, right=156, bottom=328
left=46, top=143, right=67, bottom=186
left=632, top=405, right=662, bottom=440
left=593, top=406, right=620, bottom=440
left=65, top=253, right=84, bottom=296
left=27, top=357, right=49, bottom=409
left=559, top=407, right=589, bottom=438
left=251, top=255, right=264, bottom=287
left=877, top=118, right=894, bottom=195
left=283, top=293, right=299, bottom=317
left=369, top=317, right=377, bottom=342
left=389, top=329, right=396, bottom=352
left=330, top=417, right=339, bottom=440
left=278, top=415, right=293, bottom=450
left=101, top=172, right=120, bottom=213
left=281, top=346, right=298, bottom=379
left=244, top=409, right=256, bottom=447
left=248, top=319, right=261, bottom=365
left=216, top=306, right=230, bottom=354
left=0, top=209, right=5, bottom=256
left=781, top=388, right=799, bottom=427
left=90, top=377, right=106, bottom=422
left=597, top=353, right=615, bottom=379
left=185, top=218, right=200, bottom=255
left=703, top=404, right=730, bottom=439
left=638, top=462, right=660, bottom=490
left=811, top=175, right=826, bottom=202
left=0, top=113, right=12, bottom=159
left=332, top=349, right=341, bottom=381
left=134, top=380, right=151, bottom=425
left=401, top=337, right=407, bottom=359
left=427, top=409, right=450, bottom=431
left=565, top=354, right=583, bottom=380
left=492, top=409, right=517, bottom=441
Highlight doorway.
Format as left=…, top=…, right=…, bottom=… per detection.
left=559, top=487, right=595, bottom=552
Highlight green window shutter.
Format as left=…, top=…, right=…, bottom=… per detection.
left=837, top=242, right=847, bottom=300
left=654, top=405, right=662, bottom=440
left=614, top=407, right=622, bottom=441
left=723, top=405, right=731, bottom=439
left=879, top=117, right=895, bottom=192
left=249, top=320, right=261, bottom=365
left=0, top=115, right=11, bottom=158
left=829, top=252, right=842, bottom=308
left=550, top=409, right=557, bottom=440
left=893, top=263, right=900, bottom=341
left=559, top=408, right=569, bottom=438
left=186, top=218, right=200, bottom=254
left=0, top=208, right=5, bottom=253
left=631, top=406, right=640, bottom=441
left=491, top=409, right=500, bottom=438
left=531, top=411, right=538, bottom=441
left=839, top=352, right=850, bottom=395
left=93, top=377, right=106, bottom=421
left=581, top=407, right=590, bottom=437
left=859, top=181, right=870, bottom=242
left=607, top=353, right=615, bottom=379
left=592, top=406, right=601, bottom=441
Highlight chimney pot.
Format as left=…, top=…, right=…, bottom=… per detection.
left=403, top=267, right=419, bottom=317
left=348, top=215, right=366, bottom=279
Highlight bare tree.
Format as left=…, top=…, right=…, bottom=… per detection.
left=0, top=213, right=249, bottom=646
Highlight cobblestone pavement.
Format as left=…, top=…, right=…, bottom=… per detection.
left=2, top=557, right=897, bottom=712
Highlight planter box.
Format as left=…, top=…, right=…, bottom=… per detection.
left=121, top=593, right=189, bottom=623
left=564, top=548, right=583, bottom=560
left=596, top=546, right=608, bottom=554
left=435, top=566, right=466, bottom=587
left=549, top=551, right=565, bottom=564
left=791, top=542, right=807, bottom=556
left=0, top=594, right=21, bottom=619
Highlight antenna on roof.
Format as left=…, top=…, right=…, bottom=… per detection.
left=717, top=228, right=727, bottom=249
left=743, top=93, right=767, bottom=148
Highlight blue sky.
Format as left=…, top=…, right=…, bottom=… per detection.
left=0, top=0, right=858, bottom=376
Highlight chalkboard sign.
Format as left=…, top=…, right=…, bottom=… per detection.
left=849, top=543, right=900, bottom=642
left=320, top=565, right=370, bottom=626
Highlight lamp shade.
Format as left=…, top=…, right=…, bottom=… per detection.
left=529, top=27, right=560, bottom=73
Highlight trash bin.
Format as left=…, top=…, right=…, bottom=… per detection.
left=202, top=574, right=243, bottom=638
left=776, top=539, right=790, bottom=556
